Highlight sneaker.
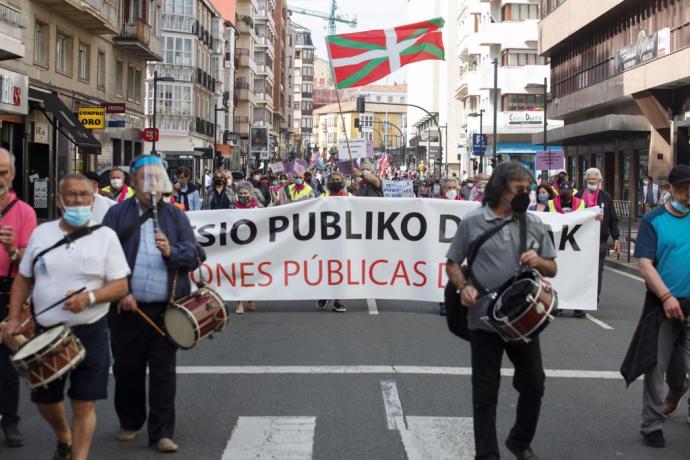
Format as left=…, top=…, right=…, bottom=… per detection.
left=2, top=424, right=25, bottom=447
left=317, top=299, right=330, bottom=310
left=641, top=429, right=665, bottom=448
left=152, top=437, right=178, bottom=453
left=505, top=439, right=538, bottom=460
left=333, top=303, right=347, bottom=312
left=52, top=442, right=72, bottom=460
left=662, top=385, right=689, bottom=416
left=116, top=429, right=137, bottom=441
left=573, top=310, right=587, bottom=318
left=439, top=303, right=447, bottom=316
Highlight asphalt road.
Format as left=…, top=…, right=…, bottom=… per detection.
left=2, top=268, right=690, bottom=459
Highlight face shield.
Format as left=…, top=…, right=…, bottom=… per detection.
left=131, top=156, right=173, bottom=205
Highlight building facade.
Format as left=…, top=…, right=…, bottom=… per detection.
left=1, top=0, right=160, bottom=218
left=537, top=0, right=690, bottom=213
left=291, top=22, right=315, bottom=156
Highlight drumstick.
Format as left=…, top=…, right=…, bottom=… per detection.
left=133, top=307, right=166, bottom=337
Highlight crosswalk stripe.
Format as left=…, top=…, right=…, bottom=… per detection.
left=222, top=416, right=316, bottom=460
left=381, top=380, right=405, bottom=430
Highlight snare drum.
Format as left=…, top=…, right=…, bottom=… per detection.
left=163, top=286, right=228, bottom=349
left=485, top=269, right=557, bottom=343
left=11, top=325, right=85, bottom=389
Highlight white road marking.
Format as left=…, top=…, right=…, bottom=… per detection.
left=174, top=366, right=624, bottom=380
left=221, top=416, right=316, bottom=460
left=586, top=313, right=614, bottom=330
left=604, top=266, right=644, bottom=283
left=367, top=298, right=379, bottom=315
left=400, top=416, right=475, bottom=460
left=381, top=380, right=405, bottom=430
left=381, top=380, right=475, bottom=459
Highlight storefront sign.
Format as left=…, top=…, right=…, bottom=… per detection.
left=104, top=103, right=126, bottom=113
left=507, top=111, right=543, bottom=126
left=77, top=107, right=105, bottom=129
left=33, top=122, right=49, bottom=144
left=614, top=28, right=670, bottom=74
left=0, top=68, right=28, bottom=115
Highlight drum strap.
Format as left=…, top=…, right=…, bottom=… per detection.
left=31, top=225, right=103, bottom=275
left=519, top=213, right=527, bottom=255
left=465, top=218, right=515, bottom=295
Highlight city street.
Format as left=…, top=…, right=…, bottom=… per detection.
left=2, top=267, right=690, bottom=459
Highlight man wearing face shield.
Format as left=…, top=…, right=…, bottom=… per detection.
left=352, top=161, right=383, bottom=197
left=3, top=173, right=129, bottom=460
left=446, top=162, right=557, bottom=460
left=0, top=148, right=37, bottom=448
left=102, top=156, right=206, bottom=453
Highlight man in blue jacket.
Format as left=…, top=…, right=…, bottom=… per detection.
left=102, top=155, right=205, bottom=453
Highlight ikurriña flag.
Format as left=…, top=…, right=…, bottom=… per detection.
left=326, top=18, right=445, bottom=89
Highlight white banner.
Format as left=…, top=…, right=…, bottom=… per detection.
left=188, top=199, right=600, bottom=310
left=383, top=180, right=414, bottom=198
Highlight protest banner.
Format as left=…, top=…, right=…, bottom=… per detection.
left=269, top=162, right=285, bottom=173
left=383, top=180, right=414, bottom=198
left=187, top=200, right=600, bottom=310
left=337, top=160, right=354, bottom=177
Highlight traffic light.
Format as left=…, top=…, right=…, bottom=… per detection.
left=356, top=95, right=366, bottom=113
left=354, top=118, right=360, bottom=128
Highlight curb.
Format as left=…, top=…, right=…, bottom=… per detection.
left=604, top=258, right=640, bottom=277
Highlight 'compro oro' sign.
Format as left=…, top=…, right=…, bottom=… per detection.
left=77, top=107, right=105, bottom=129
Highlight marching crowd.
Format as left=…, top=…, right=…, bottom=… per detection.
left=0, top=143, right=688, bottom=460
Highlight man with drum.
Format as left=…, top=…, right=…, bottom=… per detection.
left=102, top=155, right=205, bottom=453
left=446, top=162, right=557, bottom=460
left=0, top=148, right=37, bottom=448
left=1, top=173, right=130, bottom=460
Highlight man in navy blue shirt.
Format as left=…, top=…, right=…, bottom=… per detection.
left=632, top=164, right=690, bottom=448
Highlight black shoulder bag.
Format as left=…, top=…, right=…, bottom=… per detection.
left=445, top=213, right=527, bottom=340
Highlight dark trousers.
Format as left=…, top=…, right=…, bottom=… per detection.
left=109, top=302, right=177, bottom=443
left=470, top=330, right=545, bottom=460
left=0, top=304, right=19, bottom=428
left=597, top=241, right=608, bottom=303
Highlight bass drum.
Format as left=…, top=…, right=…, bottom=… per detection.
left=485, top=269, right=557, bottom=343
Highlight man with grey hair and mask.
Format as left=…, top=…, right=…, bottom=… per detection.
left=0, top=147, right=37, bottom=448
left=352, top=161, right=383, bottom=197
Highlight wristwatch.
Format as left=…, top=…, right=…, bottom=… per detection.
left=87, top=291, right=97, bottom=306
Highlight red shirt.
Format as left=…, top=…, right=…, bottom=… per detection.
left=0, top=193, right=37, bottom=277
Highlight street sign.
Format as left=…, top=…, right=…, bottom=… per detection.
left=104, top=103, right=126, bottom=113
left=107, top=120, right=126, bottom=128
left=143, top=127, right=159, bottom=142
left=77, top=107, right=105, bottom=129
left=536, top=150, right=565, bottom=170
left=472, top=133, right=487, bottom=156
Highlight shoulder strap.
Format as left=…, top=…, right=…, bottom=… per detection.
left=118, top=207, right=154, bottom=244
left=465, top=217, right=514, bottom=294
left=0, top=198, right=18, bottom=219
left=32, top=225, right=103, bottom=273
left=519, top=213, right=527, bottom=255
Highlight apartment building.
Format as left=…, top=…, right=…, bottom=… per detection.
left=146, top=0, right=221, bottom=169
left=453, top=0, right=561, bottom=177
left=537, top=0, right=690, bottom=213
left=291, top=22, right=315, bottom=155
left=235, top=0, right=257, bottom=161
left=272, top=0, right=292, bottom=158
left=253, top=0, right=275, bottom=158
left=0, top=0, right=160, bottom=218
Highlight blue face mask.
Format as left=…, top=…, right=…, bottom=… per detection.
left=63, top=205, right=92, bottom=227
left=538, top=193, right=549, bottom=203
left=295, top=178, right=303, bottom=185
left=587, top=183, right=598, bottom=192
left=671, top=200, right=690, bottom=214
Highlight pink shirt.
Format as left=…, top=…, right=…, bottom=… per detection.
left=0, top=193, right=37, bottom=277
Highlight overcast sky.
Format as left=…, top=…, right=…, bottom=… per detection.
left=287, top=0, right=409, bottom=83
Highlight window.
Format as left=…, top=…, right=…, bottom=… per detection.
left=78, top=42, right=90, bottom=81
left=301, top=100, right=312, bottom=111
left=501, top=94, right=542, bottom=111
left=360, top=114, right=373, bottom=128
left=34, top=20, right=49, bottom=67
left=163, top=36, right=192, bottom=65
left=301, top=82, right=312, bottom=94
left=362, top=131, right=373, bottom=141
left=163, top=0, right=193, bottom=15
left=502, top=3, right=539, bottom=21
left=148, top=83, right=193, bottom=115
left=127, top=65, right=136, bottom=100
left=301, top=117, right=313, bottom=128
left=134, top=68, right=142, bottom=103
left=56, top=31, right=72, bottom=76
left=501, top=50, right=546, bottom=66
left=97, top=51, right=106, bottom=89
left=115, top=60, right=124, bottom=97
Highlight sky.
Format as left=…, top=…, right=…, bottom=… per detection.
left=287, top=0, right=409, bottom=84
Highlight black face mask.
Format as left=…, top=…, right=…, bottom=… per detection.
left=510, top=192, right=531, bottom=214
left=328, top=181, right=343, bottom=192
left=213, top=178, right=225, bottom=186
left=559, top=193, right=572, bottom=203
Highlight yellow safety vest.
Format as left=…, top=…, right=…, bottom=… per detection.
left=319, top=191, right=353, bottom=198
left=547, top=198, right=585, bottom=213
left=288, top=184, right=313, bottom=201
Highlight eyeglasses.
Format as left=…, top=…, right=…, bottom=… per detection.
left=61, top=191, right=92, bottom=200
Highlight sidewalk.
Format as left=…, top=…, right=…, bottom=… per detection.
left=604, top=253, right=640, bottom=277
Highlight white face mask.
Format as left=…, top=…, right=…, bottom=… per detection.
left=111, top=178, right=123, bottom=189
left=253, top=175, right=261, bottom=181
left=445, top=190, right=458, bottom=200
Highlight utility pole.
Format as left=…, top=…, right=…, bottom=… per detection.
left=492, top=59, right=499, bottom=167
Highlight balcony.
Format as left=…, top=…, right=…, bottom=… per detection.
left=113, top=20, right=163, bottom=61
left=35, top=0, right=119, bottom=34
left=0, top=3, right=26, bottom=60
left=478, top=21, right=537, bottom=49
left=478, top=65, right=549, bottom=94
left=301, top=92, right=313, bottom=99
left=256, top=64, right=274, bottom=81
left=454, top=70, right=480, bottom=100
left=149, top=63, right=194, bottom=82
left=234, top=116, right=250, bottom=135
left=235, top=80, right=256, bottom=103
left=255, top=92, right=273, bottom=105
left=162, top=12, right=194, bottom=33
left=302, top=73, right=313, bottom=82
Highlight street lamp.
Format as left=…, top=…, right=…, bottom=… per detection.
left=214, top=105, right=228, bottom=166
left=152, top=70, right=174, bottom=155
left=468, top=109, right=485, bottom=173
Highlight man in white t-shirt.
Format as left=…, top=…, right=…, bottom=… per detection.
left=1, top=173, right=129, bottom=460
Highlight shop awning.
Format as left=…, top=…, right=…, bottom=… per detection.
left=29, top=87, right=101, bottom=153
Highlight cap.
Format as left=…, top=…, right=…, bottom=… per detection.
left=83, top=171, right=99, bottom=182
left=556, top=169, right=567, bottom=176
left=668, top=164, right=690, bottom=186
left=559, top=181, right=574, bottom=193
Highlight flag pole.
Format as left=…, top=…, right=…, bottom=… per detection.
left=326, top=38, right=354, bottom=167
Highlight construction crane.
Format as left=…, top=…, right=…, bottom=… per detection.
left=288, top=1, right=357, bottom=37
